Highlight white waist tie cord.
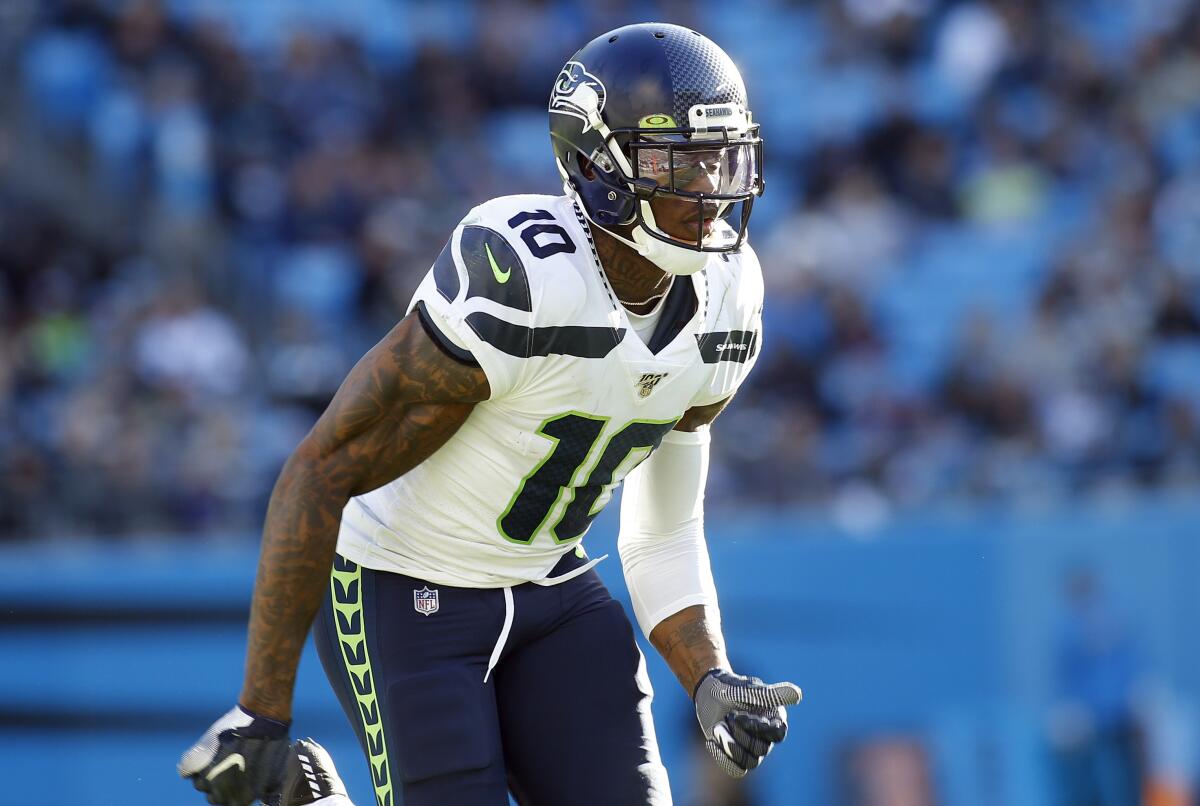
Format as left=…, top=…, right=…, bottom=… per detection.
left=530, top=553, right=608, bottom=586
left=481, top=551, right=610, bottom=682
left=483, top=586, right=514, bottom=683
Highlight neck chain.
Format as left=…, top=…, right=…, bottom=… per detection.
left=570, top=201, right=669, bottom=310
left=620, top=287, right=669, bottom=308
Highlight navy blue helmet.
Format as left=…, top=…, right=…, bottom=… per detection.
left=549, top=23, right=763, bottom=256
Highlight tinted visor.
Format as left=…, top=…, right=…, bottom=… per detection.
left=635, top=142, right=759, bottom=197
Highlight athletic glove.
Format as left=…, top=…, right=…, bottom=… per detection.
left=693, top=668, right=803, bottom=778
left=178, top=705, right=291, bottom=805
left=269, top=738, right=356, bottom=806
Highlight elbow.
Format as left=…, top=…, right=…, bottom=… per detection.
left=618, top=519, right=705, bottom=576
left=282, top=441, right=328, bottom=483
left=290, top=432, right=331, bottom=467
left=275, top=440, right=356, bottom=504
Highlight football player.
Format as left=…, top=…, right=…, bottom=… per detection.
left=180, top=22, right=801, bottom=806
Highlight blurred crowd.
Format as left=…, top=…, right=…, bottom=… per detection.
left=1, top=0, right=1199, bottom=539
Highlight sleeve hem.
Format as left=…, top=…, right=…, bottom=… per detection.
left=639, top=593, right=718, bottom=639
left=663, top=426, right=710, bottom=446
left=415, top=300, right=481, bottom=368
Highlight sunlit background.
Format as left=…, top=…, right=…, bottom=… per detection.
left=2, top=1, right=1199, bottom=804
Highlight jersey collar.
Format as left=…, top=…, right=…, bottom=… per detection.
left=565, top=197, right=708, bottom=360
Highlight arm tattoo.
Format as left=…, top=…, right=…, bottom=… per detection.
left=239, top=312, right=489, bottom=719
left=650, top=605, right=729, bottom=696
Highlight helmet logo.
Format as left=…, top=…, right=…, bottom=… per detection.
left=549, top=61, right=607, bottom=132
left=639, top=114, right=678, bottom=129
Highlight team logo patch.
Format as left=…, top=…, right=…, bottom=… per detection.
left=636, top=372, right=668, bottom=398
left=413, top=586, right=439, bottom=616
left=549, top=61, right=606, bottom=132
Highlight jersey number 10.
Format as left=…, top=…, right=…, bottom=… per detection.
left=498, top=413, right=677, bottom=544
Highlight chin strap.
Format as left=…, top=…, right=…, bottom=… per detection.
left=566, top=182, right=709, bottom=276
left=564, top=179, right=645, bottom=256
left=569, top=108, right=715, bottom=276
left=627, top=218, right=711, bottom=275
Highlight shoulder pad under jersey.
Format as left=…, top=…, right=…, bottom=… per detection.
left=408, top=195, right=618, bottom=397
left=692, top=244, right=764, bottom=405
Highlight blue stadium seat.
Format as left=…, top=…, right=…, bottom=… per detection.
left=21, top=31, right=113, bottom=133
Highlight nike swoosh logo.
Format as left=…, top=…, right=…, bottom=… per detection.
left=206, top=753, right=246, bottom=781
left=485, top=243, right=511, bottom=284
left=714, top=723, right=737, bottom=757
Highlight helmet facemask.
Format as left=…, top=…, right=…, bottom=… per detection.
left=623, top=118, right=763, bottom=254
left=548, top=26, right=763, bottom=274
left=589, top=104, right=762, bottom=252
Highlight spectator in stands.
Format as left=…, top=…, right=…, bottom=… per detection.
left=1049, top=566, right=1146, bottom=806
left=2, top=0, right=1199, bottom=538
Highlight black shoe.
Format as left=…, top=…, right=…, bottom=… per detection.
left=271, top=738, right=352, bottom=806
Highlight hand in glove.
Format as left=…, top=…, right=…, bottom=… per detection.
left=693, top=668, right=802, bottom=778
left=178, top=705, right=291, bottom=805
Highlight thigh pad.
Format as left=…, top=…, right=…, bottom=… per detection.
left=388, top=667, right=496, bottom=784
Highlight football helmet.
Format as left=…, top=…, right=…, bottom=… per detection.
left=549, top=23, right=763, bottom=274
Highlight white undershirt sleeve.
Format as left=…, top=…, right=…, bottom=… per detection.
left=618, top=425, right=720, bottom=639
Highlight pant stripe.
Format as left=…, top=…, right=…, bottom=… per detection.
left=330, top=558, right=394, bottom=806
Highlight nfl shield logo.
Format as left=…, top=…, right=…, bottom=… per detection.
left=636, top=372, right=668, bottom=398
left=413, top=586, right=439, bottom=616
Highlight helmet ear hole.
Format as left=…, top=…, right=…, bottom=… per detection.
left=576, top=151, right=597, bottom=181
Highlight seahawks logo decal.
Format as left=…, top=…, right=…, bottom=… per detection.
left=549, top=61, right=606, bottom=132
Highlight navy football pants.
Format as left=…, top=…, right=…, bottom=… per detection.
left=313, top=551, right=671, bottom=806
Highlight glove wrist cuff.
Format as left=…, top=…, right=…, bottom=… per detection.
left=692, top=667, right=728, bottom=701
left=237, top=704, right=291, bottom=738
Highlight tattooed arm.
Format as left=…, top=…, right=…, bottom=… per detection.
left=238, top=311, right=490, bottom=721
left=622, top=396, right=733, bottom=695
left=637, top=395, right=804, bottom=780
left=651, top=605, right=729, bottom=695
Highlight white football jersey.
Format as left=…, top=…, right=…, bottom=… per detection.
left=336, top=194, right=763, bottom=587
